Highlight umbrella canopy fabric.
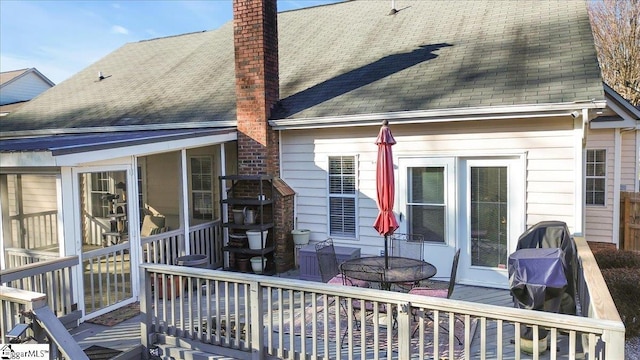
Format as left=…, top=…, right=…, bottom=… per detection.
left=373, top=120, right=399, bottom=239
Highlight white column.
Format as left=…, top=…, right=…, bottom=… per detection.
left=180, top=149, right=190, bottom=255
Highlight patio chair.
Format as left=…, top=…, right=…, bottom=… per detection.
left=390, top=233, right=425, bottom=291
left=410, top=248, right=460, bottom=298
left=315, top=238, right=369, bottom=287
left=409, top=249, right=461, bottom=342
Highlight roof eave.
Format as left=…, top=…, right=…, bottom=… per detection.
left=0, top=121, right=237, bottom=139
left=269, top=101, right=608, bottom=130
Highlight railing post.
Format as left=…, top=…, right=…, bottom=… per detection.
left=603, top=327, right=626, bottom=359
left=140, top=266, right=154, bottom=360
left=396, top=302, right=411, bottom=359
left=249, top=280, right=264, bottom=359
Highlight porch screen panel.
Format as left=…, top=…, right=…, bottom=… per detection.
left=328, top=156, right=356, bottom=237
left=470, top=166, right=508, bottom=268
left=407, top=167, right=445, bottom=243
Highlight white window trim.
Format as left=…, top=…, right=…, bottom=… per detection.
left=326, top=154, right=359, bottom=240
left=398, top=157, right=456, bottom=247
left=585, top=148, right=607, bottom=207
left=188, top=155, right=214, bottom=220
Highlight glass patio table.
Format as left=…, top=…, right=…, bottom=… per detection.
left=340, top=256, right=437, bottom=291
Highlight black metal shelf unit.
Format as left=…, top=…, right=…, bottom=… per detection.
left=219, top=175, right=274, bottom=273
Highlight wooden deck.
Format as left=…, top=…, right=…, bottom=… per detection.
left=68, top=269, right=578, bottom=360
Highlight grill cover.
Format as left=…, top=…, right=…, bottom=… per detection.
left=515, top=221, right=577, bottom=314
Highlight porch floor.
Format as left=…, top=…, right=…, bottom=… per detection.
left=69, top=269, right=575, bottom=359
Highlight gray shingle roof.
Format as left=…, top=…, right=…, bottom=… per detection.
left=2, top=0, right=604, bottom=133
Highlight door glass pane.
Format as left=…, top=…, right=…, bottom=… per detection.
left=408, top=167, right=445, bottom=243
left=470, top=166, right=508, bottom=268
left=79, top=170, right=132, bottom=314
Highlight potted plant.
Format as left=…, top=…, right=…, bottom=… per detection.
left=291, top=229, right=310, bottom=245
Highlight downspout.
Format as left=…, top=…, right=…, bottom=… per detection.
left=613, top=128, right=621, bottom=248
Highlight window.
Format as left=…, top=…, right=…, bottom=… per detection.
left=585, top=149, right=606, bottom=206
left=407, top=167, right=446, bottom=243
left=328, top=156, right=356, bottom=237
left=89, top=172, right=112, bottom=217
left=191, top=156, right=213, bottom=220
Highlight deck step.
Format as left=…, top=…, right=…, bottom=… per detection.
left=154, top=344, right=241, bottom=360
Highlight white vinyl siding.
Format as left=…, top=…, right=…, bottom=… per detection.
left=621, top=130, right=639, bottom=191
left=280, top=117, right=580, bottom=256
left=584, top=129, right=616, bottom=243
left=0, top=72, right=53, bottom=105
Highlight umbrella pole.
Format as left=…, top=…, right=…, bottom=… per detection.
left=384, top=234, right=389, bottom=269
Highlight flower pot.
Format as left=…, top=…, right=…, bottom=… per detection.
left=232, top=209, right=244, bottom=224
left=250, top=256, right=267, bottom=274
left=291, top=229, right=311, bottom=245
left=236, top=257, right=250, bottom=272
left=246, top=230, right=268, bottom=249
left=155, top=274, right=181, bottom=299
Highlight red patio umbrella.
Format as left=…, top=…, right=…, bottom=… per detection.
left=373, top=120, right=399, bottom=269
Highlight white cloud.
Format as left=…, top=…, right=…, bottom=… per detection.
left=111, top=25, right=129, bottom=35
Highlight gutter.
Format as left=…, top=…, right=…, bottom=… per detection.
left=0, top=121, right=237, bottom=139
left=268, top=101, right=608, bottom=130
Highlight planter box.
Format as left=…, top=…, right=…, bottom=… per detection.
left=299, top=244, right=360, bottom=282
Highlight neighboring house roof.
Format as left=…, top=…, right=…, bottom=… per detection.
left=0, top=68, right=55, bottom=110
left=0, top=101, right=28, bottom=117
left=2, top=0, right=604, bottom=135
left=0, top=68, right=55, bottom=87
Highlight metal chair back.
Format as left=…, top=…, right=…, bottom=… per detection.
left=390, top=233, right=425, bottom=260
left=315, top=238, right=339, bottom=283
left=446, top=248, right=461, bottom=298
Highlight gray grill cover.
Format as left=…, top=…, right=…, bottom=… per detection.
left=515, top=221, right=577, bottom=315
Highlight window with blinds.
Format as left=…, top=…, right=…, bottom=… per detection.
left=328, top=156, right=357, bottom=238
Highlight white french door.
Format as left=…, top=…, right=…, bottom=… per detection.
left=398, top=156, right=524, bottom=288
left=398, top=157, right=457, bottom=277
left=457, top=157, right=524, bottom=289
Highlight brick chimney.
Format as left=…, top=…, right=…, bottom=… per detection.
left=233, top=0, right=295, bottom=272
left=233, top=0, right=279, bottom=176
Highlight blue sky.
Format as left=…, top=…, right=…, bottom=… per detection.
left=0, top=0, right=342, bottom=84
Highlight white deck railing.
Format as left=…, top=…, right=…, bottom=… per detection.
left=0, top=256, right=81, bottom=333
left=141, top=220, right=223, bottom=269
left=9, top=210, right=59, bottom=250
left=140, top=237, right=625, bottom=360
left=0, top=286, right=89, bottom=360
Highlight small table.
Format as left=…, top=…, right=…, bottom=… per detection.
left=341, top=256, right=437, bottom=290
